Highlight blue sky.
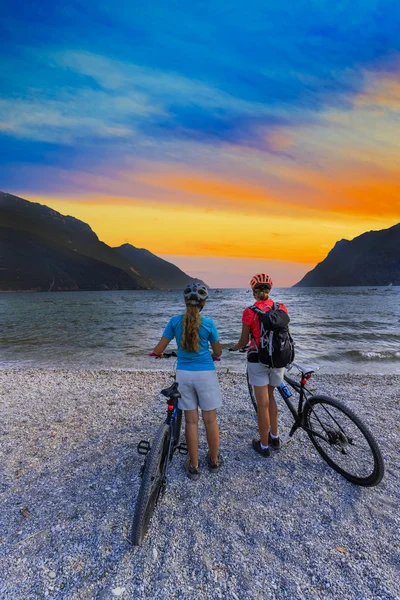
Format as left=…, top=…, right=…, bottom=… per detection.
left=1, top=1, right=400, bottom=285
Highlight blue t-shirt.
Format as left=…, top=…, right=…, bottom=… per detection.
left=162, top=314, right=219, bottom=371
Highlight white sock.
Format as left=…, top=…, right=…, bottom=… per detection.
left=260, top=442, right=269, bottom=450
left=270, top=432, right=279, bottom=439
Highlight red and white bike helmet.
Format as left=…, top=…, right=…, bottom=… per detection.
left=183, top=282, right=209, bottom=305
left=250, top=273, right=273, bottom=290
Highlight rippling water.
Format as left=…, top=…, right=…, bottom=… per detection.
left=1, top=287, right=399, bottom=374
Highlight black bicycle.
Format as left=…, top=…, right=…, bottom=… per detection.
left=246, top=360, right=384, bottom=487
left=131, top=353, right=187, bottom=546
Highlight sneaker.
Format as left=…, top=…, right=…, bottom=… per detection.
left=185, top=457, right=200, bottom=481
left=252, top=439, right=271, bottom=457
left=206, top=451, right=222, bottom=473
left=268, top=432, right=281, bottom=450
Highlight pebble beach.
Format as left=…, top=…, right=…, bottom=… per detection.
left=0, top=368, right=399, bottom=600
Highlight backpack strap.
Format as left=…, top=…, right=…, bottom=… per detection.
left=249, top=302, right=276, bottom=316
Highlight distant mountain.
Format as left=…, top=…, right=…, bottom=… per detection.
left=114, top=244, right=205, bottom=290
left=294, top=223, right=400, bottom=287
left=0, top=191, right=205, bottom=292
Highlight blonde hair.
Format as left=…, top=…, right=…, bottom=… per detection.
left=181, top=303, right=204, bottom=352
left=253, top=289, right=270, bottom=301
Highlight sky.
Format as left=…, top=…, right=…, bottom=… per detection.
left=1, top=1, right=400, bottom=287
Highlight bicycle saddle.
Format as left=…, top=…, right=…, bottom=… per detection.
left=292, top=362, right=316, bottom=376
left=160, top=381, right=181, bottom=399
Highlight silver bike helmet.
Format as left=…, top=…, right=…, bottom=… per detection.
left=183, top=282, right=209, bottom=305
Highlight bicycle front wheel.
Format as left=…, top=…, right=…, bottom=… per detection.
left=304, top=395, right=384, bottom=487
left=131, top=422, right=170, bottom=546
left=246, top=368, right=258, bottom=414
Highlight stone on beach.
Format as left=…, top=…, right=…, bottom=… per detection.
left=0, top=368, right=399, bottom=600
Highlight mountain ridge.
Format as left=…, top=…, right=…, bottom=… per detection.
left=114, top=243, right=205, bottom=290
left=0, top=191, right=206, bottom=292
left=294, top=223, right=400, bottom=287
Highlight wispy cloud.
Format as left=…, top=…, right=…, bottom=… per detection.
left=0, top=50, right=308, bottom=148
left=0, top=81, right=161, bottom=144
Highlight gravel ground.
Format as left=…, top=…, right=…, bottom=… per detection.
left=0, top=368, right=399, bottom=600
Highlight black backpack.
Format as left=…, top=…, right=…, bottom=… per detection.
left=249, top=303, right=295, bottom=368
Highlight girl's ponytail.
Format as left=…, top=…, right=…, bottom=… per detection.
left=181, top=304, right=202, bottom=352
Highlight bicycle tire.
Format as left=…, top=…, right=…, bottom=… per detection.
left=304, top=395, right=384, bottom=487
left=246, top=368, right=258, bottom=414
left=131, top=422, right=170, bottom=545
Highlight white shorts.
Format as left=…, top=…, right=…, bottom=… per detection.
left=176, top=370, right=222, bottom=411
left=247, top=362, right=285, bottom=387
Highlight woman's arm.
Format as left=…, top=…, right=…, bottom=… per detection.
left=152, top=336, right=171, bottom=356
left=211, top=340, right=222, bottom=357
left=231, top=324, right=251, bottom=351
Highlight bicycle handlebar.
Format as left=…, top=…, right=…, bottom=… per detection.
left=149, top=351, right=220, bottom=361
left=149, top=351, right=177, bottom=359
left=229, top=345, right=250, bottom=353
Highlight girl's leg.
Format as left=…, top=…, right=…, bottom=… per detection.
left=268, top=385, right=278, bottom=436
left=202, top=409, right=219, bottom=464
left=184, top=409, right=199, bottom=468
left=254, top=385, right=270, bottom=446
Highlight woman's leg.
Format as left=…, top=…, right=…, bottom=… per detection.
left=254, top=385, right=270, bottom=446
left=268, top=386, right=278, bottom=436
left=202, top=409, right=220, bottom=464
left=184, top=409, right=199, bottom=468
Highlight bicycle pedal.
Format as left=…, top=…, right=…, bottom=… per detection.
left=137, top=440, right=151, bottom=455
left=177, top=443, right=188, bottom=455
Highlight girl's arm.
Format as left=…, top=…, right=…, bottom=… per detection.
left=231, top=324, right=251, bottom=351
left=152, top=336, right=171, bottom=356
left=211, top=340, right=222, bottom=358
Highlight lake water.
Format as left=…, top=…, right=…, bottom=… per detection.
left=1, top=287, right=399, bottom=374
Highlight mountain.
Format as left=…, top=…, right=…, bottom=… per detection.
left=294, top=223, right=400, bottom=287
left=114, top=244, right=205, bottom=289
left=0, top=192, right=205, bottom=292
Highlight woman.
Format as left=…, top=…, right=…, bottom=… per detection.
left=151, top=282, right=222, bottom=480
left=231, top=274, right=289, bottom=457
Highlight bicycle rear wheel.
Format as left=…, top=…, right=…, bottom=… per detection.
left=246, top=368, right=258, bottom=414
left=304, top=395, right=384, bottom=487
left=131, top=422, right=170, bottom=546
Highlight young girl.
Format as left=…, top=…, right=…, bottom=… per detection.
left=231, top=274, right=289, bottom=457
left=151, top=282, right=222, bottom=480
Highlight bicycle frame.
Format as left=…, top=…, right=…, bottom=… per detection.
left=162, top=397, right=185, bottom=488
left=137, top=386, right=187, bottom=494
left=273, top=366, right=322, bottom=439
left=279, top=367, right=345, bottom=444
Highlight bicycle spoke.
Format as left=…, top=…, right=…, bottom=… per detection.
left=305, top=396, right=384, bottom=486
left=308, top=404, right=375, bottom=476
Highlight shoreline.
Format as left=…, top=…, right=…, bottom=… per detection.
left=1, top=364, right=398, bottom=377
left=1, top=369, right=399, bottom=599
